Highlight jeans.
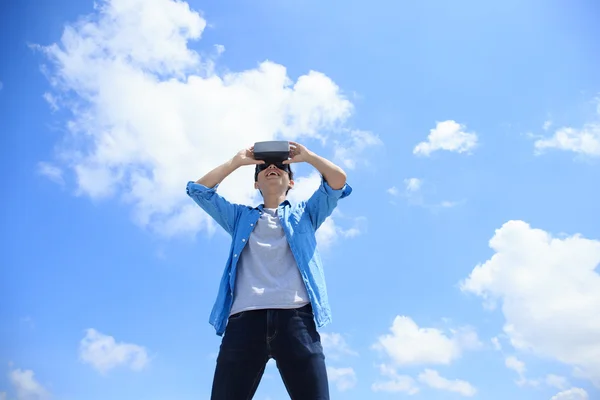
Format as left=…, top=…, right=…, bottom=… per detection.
left=210, top=303, right=330, bottom=399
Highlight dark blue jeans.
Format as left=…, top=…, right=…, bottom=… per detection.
left=211, top=303, right=330, bottom=399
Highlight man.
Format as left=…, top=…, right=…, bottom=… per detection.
left=186, top=141, right=352, bottom=399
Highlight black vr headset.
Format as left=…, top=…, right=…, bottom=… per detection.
left=253, top=140, right=291, bottom=180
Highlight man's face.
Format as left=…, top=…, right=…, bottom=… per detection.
left=254, top=163, right=293, bottom=194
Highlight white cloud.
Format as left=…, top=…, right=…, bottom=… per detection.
left=504, top=355, right=539, bottom=386
left=535, top=102, right=600, bottom=156
left=37, top=0, right=366, bottom=237
left=505, top=356, right=569, bottom=389
left=491, top=336, right=502, bottom=351
left=321, top=332, right=358, bottom=360
left=315, top=214, right=362, bottom=249
left=551, top=388, right=589, bottom=400
left=214, top=44, right=225, bottom=55
left=388, top=178, right=422, bottom=203
left=315, top=217, right=337, bottom=248
left=287, top=171, right=322, bottom=203
left=388, top=178, right=461, bottom=210
left=37, top=162, right=64, bottom=185
left=505, top=355, right=526, bottom=376
left=417, top=369, right=477, bottom=397
left=79, top=328, right=150, bottom=373
left=373, top=316, right=480, bottom=366
left=546, top=374, right=569, bottom=390
left=8, top=368, right=49, bottom=400
left=460, top=220, right=600, bottom=387
left=534, top=124, right=600, bottom=156
left=439, top=200, right=460, bottom=208
left=327, top=367, right=357, bottom=391
left=43, top=92, right=59, bottom=111
left=372, top=364, right=419, bottom=394
left=404, top=177, right=422, bottom=192
left=333, top=129, right=382, bottom=169
left=0, top=392, right=5, bottom=400
left=413, top=120, right=478, bottom=156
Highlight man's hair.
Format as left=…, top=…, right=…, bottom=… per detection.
left=254, top=164, right=294, bottom=195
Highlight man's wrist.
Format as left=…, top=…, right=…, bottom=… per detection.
left=304, top=150, right=319, bottom=165
left=228, top=157, right=242, bottom=171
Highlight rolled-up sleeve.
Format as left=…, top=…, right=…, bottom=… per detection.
left=186, top=181, right=240, bottom=235
left=305, top=177, right=352, bottom=230
left=319, top=178, right=352, bottom=199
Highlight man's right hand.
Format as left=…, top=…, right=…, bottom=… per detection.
left=233, top=147, right=265, bottom=168
left=195, top=147, right=264, bottom=188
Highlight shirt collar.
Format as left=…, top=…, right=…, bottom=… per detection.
left=256, top=199, right=290, bottom=210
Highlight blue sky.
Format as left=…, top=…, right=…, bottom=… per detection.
left=1, top=0, right=600, bottom=399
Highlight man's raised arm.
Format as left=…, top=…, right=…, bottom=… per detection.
left=283, top=141, right=352, bottom=229
left=188, top=147, right=264, bottom=235
left=196, top=147, right=264, bottom=187
left=283, top=141, right=347, bottom=189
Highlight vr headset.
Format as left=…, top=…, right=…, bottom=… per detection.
left=253, top=141, right=291, bottom=179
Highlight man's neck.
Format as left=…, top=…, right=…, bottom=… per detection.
left=262, top=193, right=287, bottom=209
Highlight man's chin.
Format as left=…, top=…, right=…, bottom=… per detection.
left=260, top=184, right=287, bottom=194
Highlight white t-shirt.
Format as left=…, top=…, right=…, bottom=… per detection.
left=230, top=208, right=310, bottom=315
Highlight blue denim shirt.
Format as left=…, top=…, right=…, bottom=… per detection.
left=186, top=177, right=352, bottom=336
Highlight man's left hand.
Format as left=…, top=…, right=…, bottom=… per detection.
left=283, top=141, right=314, bottom=164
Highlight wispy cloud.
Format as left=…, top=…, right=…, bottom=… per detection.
left=290, top=172, right=362, bottom=243
left=505, top=355, right=539, bottom=386
left=418, top=369, right=477, bottom=397
left=327, top=367, right=357, bottom=391
left=546, top=374, right=570, bottom=390
left=43, top=92, right=59, bottom=111
left=334, top=129, right=382, bottom=169
left=534, top=124, right=600, bottom=156
left=321, top=332, right=359, bottom=360
left=505, top=355, right=526, bottom=376
left=534, top=98, right=600, bottom=157
left=371, top=364, right=419, bottom=394
left=491, top=336, right=502, bottom=351
left=315, top=215, right=363, bottom=249
left=404, top=177, right=422, bottom=192
left=37, top=162, right=64, bottom=185
left=387, top=178, right=462, bottom=210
